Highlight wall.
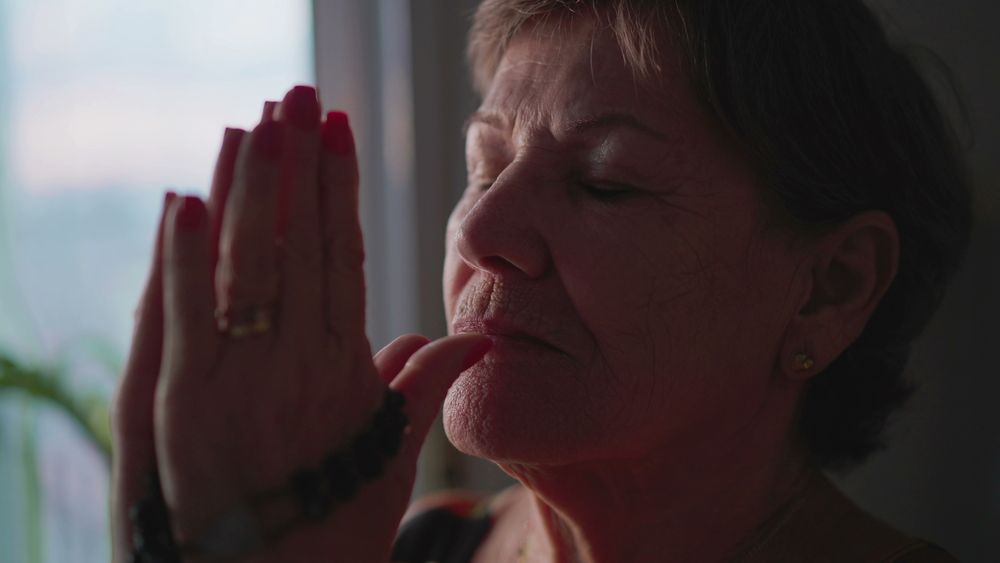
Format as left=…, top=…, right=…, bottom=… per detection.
left=835, top=2, right=1000, bottom=560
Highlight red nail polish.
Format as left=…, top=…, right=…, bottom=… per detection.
left=252, top=121, right=284, bottom=160
left=223, top=127, right=245, bottom=143
left=322, top=111, right=354, bottom=154
left=165, top=191, right=177, bottom=205
left=176, top=196, right=205, bottom=229
left=461, top=338, right=493, bottom=371
left=284, top=86, right=319, bottom=129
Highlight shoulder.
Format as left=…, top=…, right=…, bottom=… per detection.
left=884, top=542, right=961, bottom=563
left=755, top=470, right=961, bottom=563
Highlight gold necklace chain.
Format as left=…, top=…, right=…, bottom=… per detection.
left=735, top=490, right=809, bottom=563
left=516, top=534, right=529, bottom=563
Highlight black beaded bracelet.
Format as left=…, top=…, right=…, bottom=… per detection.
left=129, top=470, right=181, bottom=563
left=289, top=387, right=408, bottom=520
left=128, top=387, right=408, bottom=561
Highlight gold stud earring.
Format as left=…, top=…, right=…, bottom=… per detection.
left=791, top=353, right=815, bottom=371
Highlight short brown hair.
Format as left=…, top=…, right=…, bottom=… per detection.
left=467, top=0, right=973, bottom=471
left=469, top=0, right=673, bottom=96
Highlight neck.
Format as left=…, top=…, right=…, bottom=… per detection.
left=499, top=384, right=810, bottom=563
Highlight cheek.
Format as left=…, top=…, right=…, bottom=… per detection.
left=556, top=226, right=703, bottom=390
left=442, top=199, right=475, bottom=329
left=442, top=254, right=470, bottom=333
left=554, top=207, right=793, bottom=431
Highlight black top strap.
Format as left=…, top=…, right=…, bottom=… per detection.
left=391, top=508, right=492, bottom=563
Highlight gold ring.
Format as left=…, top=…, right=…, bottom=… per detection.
left=215, top=305, right=273, bottom=338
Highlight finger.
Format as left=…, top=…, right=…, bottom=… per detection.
left=161, top=195, right=218, bottom=388
left=272, top=86, right=326, bottom=333
left=390, top=334, right=492, bottom=451
left=110, top=191, right=173, bottom=563
left=319, top=111, right=366, bottom=339
left=373, top=334, right=431, bottom=384
left=206, top=128, right=245, bottom=273
left=261, top=100, right=278, bottom=122
left=216, top=120, right=285, bottom=317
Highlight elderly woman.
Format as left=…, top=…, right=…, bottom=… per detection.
left=111, top=0, right=971, bottom=562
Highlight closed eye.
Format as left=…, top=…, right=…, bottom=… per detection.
left=581, top=182, right=635, bottom=201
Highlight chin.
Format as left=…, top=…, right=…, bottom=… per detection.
left=442, top=356, right=625, bottom=466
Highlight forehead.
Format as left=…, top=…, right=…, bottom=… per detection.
left=478, top=15, right=709, bottom=143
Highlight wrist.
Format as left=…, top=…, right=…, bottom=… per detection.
left=129, top=388, right=409, bottom=563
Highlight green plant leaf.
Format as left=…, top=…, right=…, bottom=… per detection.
left=0, top=354, right=111, bottom=459
left=20, top=400, right=43, bottom=563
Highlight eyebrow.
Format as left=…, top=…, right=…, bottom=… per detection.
left=463, top=110, right=507, bottom=135
left=567, top=113, right=671, bottom=143
left=463, top=110, right=671, bottom=144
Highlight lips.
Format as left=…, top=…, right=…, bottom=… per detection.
left=452, top=317, right=562, bottom=353
left=450, top=276, right=570, bottom=354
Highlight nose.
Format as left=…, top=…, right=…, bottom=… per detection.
left=454, top=161, right=551, bottom=280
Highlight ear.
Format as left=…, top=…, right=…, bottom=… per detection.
left=780, top=211, right=899, bottom=379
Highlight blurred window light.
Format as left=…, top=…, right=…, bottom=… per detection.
left=0, top=0, right=313, bottom=561
left=10, top=0, right=313, bottom=194
left=3, top=0, right=313, bottom=356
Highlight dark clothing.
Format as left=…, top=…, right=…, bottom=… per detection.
left=391, top=472, right=960, bottom=563
left=392, top=507, right=491, bottom=563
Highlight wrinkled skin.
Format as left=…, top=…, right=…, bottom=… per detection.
left=441, top=17, right=898, bottom=563
left=111, top=88, right=491, bottom=563
left=444, top=20, right=799, bottom=466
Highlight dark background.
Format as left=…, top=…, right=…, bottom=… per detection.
left=832, top=2, right=1000, bottom=561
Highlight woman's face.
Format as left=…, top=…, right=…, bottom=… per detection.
left=443, top=18, right=805, bottom=465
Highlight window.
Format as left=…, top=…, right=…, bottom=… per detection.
left=0, top=0, right=313, bottom=560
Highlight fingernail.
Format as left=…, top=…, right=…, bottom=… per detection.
left=223, top=126, right=244, bottom=142
left=176, top=196, right=205, bottom=229
left=222, top=128, right=246, bottom=159
left=284, top=86, right=319, bottom=130
left=261, top=101, right=278, bottom=123
left=322, top=111, right=354, bottom=154
left=461, top=337, right=493, bottom=371
left=252, top=121, right=284, bottom=160
left=165, top=191, right=177, bottom=206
